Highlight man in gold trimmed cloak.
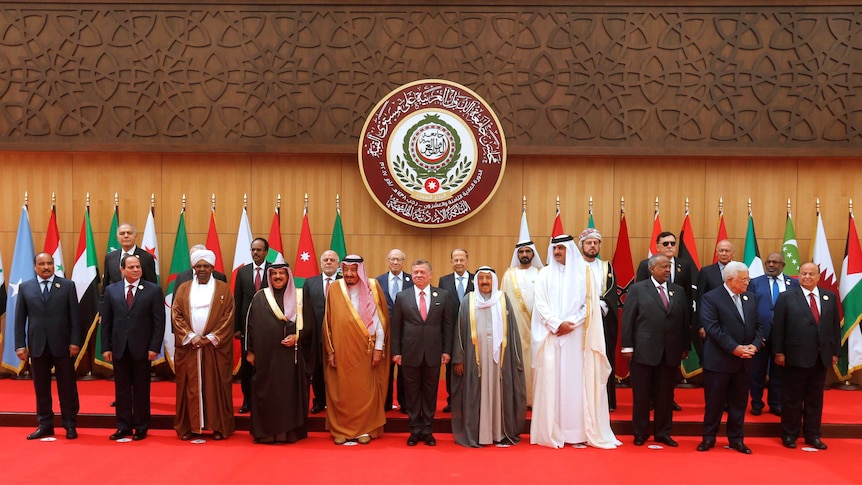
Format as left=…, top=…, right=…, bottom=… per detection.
left=171, top=249, right=236, bottom=441
left=452, top=266, right=526, bottom=448
left=323, top=255, right=389, bottom=445
left=246, top=259, right=314, bottom=443
left=501, top=240, right=542, bottom=407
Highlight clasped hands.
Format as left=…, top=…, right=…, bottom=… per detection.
left=733, top=344, right=758, bottom=359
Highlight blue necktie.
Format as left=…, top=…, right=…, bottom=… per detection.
left=390, top=276, right=400, bottom=301
left=457, top=276, right=465, bottom=300
left=42, top=281, right=49, bottom=301
left=771, top=277, right=780, bottom=306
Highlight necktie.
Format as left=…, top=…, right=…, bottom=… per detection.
left=657, top=285, right=669, bottom=310
left=419, top=290, right=428, bottom=320
left=390, top=276, right=398, bottom=301
left=42, top=281, right=50, bottom=301
left=254, top=267, right=262, bottom=291
left=126, top=284, right=134, bottom=308
left=772, top=277, right=780, bottom=306
left=809, top=292, right=820, bottom=324
left=732, top=294, right=744, bottom=319
left=325, top=277, right=332, bottom=297
left=456, top=276, right=465, bottom=300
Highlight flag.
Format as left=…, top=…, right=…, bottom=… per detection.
left=648, top=207, right=662, bottom=257
left=95, top=203, right=119, bottom=370
left=678, top=210, right=702, bottom=378
left=159, top=210, right=190, bottom=370
left=782, top=210, right=801, bottom=277
left=72, top=207, right=101, bottom=370
left=713, top=210, right=728, bottom=263
left=142, top=206, right=161, bottom=284
left=1, top=206, right=36, bottom=374
left=837, top=212, right=862, bottom=380
left=611, top=211, right=634, bottom=380
left=293, top=208, right=319, bottom=288
left=229, top=207, right=253, bottom=374
left=44, top=205, right=65, bottom=278
left=0, top=251, right=6, bottom=317
left=266, top=207, right=285, bottom=264
left=812, top=208, right=841, bottom=298
left=330, top=206, right=347, bottom=260
left=551, top=206, right=564, bottom=238
left=587, top=207, right=600, bottom=258
left=743, top=213, right=764, bottom=278
left=206, top=209, right=225, bottom=273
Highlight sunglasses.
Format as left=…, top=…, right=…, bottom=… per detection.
left=661, top=241, right=676, bottom=247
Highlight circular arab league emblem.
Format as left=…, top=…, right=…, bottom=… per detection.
left=359, top=79, right=507, bottom=228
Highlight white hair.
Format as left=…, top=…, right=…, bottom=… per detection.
left=722, top=261, right=749, bottom=281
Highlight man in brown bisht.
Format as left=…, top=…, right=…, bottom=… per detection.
left=246, top=257, right=314, bottom=444
left=171, top=249, right=236, bottom=441
left=323, top=255, right=390, bottom=445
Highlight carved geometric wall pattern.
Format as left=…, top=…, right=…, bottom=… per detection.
left=1, top=4, right=861, bottom=153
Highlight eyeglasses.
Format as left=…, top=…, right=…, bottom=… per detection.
left=661, top=241, right=676, bottom=247
left=388, top=258, right=405, bottom=262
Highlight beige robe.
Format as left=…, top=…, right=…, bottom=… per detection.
left=502, top=266, right=538, bottom=407
left=323, top=279, right=390, bottom=440
left=171, top=279, right=236, bottom=437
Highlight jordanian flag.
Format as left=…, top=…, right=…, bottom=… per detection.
left=293, top=207, right=318, bottom=288
left=72, top=207, right=101, bottom=370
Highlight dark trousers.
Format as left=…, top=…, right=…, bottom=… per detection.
left=113, top=350, right=152, bottom=431
left=749, top=346, right=781, bottom=411
left=311, top=354, right=326, bottom=408
left=703, top=368, right=749, bottom=441
left=240, top=346, right=254, bottom=406
left=781, top=361, right=827, bottom=441
left=630, top=359, right=676, bottom=439
left=401, top=362, right=440, bottom=436
left=605, top=325, right=618, bottom=409
left=31, top=350, right=79, bottom=428
left=384, top=361, right=404, bottom=411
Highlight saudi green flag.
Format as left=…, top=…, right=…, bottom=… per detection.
left=782, top=214, right=801, bottom=276
left=330, top=208, right=347, bottom=260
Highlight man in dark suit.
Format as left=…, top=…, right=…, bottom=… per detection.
left=101, top=254, right=165, bottom=441
left=772, top=262, right=841, bottom=450
left=233, top=237, right=269, bottom=414
left=580, top=228, right=620, bottom=410
left=173, top=244, right=227, bottom=288
left=376, top=248, right=413, bottom=413
left=302, top=249, right=340, bottom=414
left=694, top=239, right=735, bottom=359
left=102, top=222, right=158, bottom=289
left=437, top=248, right=473, bottom=412
left=391, top=259, right=454, bottom=446
left=697, top=261, right=762, bottom=454
left=622, top=255, right=691, bottom=447
left=14, top=253, right=82, bottom=440
left=748, top=252, right=799, bottom=416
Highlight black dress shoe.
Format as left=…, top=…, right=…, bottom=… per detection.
left=238, top=404, right=250, bottom=414
left=655, top=436, right=678, bottom=447
left=310, top=404, right=325, bottom=414
left=769, top=407, right=782, bottom=416
left=728, top=441, right=752, bottom=454
left=407, top=433, right=419, bottom=446
left=27, top=426, right=54, bottom=440
left=750, top=407, right=762, bottom=416
left=696, top=439, right=715, bottom=452
left=424, top=433, right=437, bottom=446
left=109, top=429, right=132, bottom=440
left=805, top=438, right=828, bottom=450
left=442, top=405, right=451, bottom=413
left=781, top=437, right=797, bottom=449
left=66, top=427, right=78, bottom=440
left=672, top=401, right=682, bottom=412
left=132, top=429, right=147, bottom=441
left=633, top=436, right=646, bottom=446
left=110, top=401, right=116, bottom=407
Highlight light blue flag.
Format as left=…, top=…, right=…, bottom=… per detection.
left=2, top=206, right=36, bottom=374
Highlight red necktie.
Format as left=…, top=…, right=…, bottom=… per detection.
left=657, top=285, right=669, bottom=310
left=419, top=291, right=428, bottom=320
left=126, top=285, right=134, bottom=308
left=809, top=292, right=820, bottom=324
left=325, top=277, right=331, bottom=296
left=254, top=267, right=262, bottom=291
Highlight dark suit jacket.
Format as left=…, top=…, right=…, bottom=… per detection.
left=102, top=247, right=158, bottom=290
left=438, top=271, right=474, bottom=324
left=233, top=263, right=270, bottom=334
left=376, top=271, right=414, bottom=316
left=636, top=257, right=696, bottom=306
left=598, top=260, right=619, bottom=346
left=174, top=269, right=227, bottom=289
left=772, top=287, right=841, bottom=368
left=749, top=273, right=800, bottom=340
left=15, top=277, right=83, bottom=357
left=695, top=263, right=725, bottom=329
left=700, top=286, right=763, bottom=373
left=302, top=272, right=342, bottom=333
left=100, top=279, right=165, bottom=360
left=621, top=279, right=691, bottom=367
left=391, top=286, right=454, bottom=367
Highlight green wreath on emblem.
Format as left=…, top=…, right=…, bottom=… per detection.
left=392, top=113, right=472, bottom=192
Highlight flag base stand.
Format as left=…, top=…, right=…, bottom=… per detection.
left=615, top=378, right=631, bottom=389
left=150, top=372, right=165, bottom=382
left=78, top=371, right=102, bottom=381
left=12, top=370, right=32, bottom=381
left=832, top=381, right=861, bottom=391
left=676, top=378, right=700, bottom=389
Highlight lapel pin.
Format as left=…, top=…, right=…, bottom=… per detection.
left=823, top=295, right=829, bottom=301
left=54, top=282, right=61, bottom=288
left=668, top=290, right=674, bottom=297
left=432, top=292, right=438, bottom=297
left=138, top=285, right=144, bottom=290
left=742, top=295, right=748, bottom=301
